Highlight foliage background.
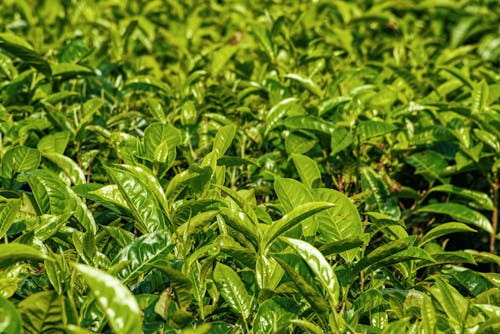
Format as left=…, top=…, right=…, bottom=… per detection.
left=0, top=0, right=499, bottom=333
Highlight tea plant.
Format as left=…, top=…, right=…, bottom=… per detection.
left=0, top=0, right=499, bottom=333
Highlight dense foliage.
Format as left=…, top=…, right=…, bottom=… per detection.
left=1, top=0, right=499, bottom=333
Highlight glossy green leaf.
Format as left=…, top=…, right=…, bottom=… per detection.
left=261, top=202, right=334, bottom=250
left=143, top=122, right=181, bottom=164
left=313, top=188, right=363, bottom=261
left=285, top=73, right=322, bottom=97
left=219, top=207, right=259, bottom=247
left=291, top=154, right=321, bottom=189
left=265, top=98, right=298, bottom=135
left=153, top=264, right=193, bottom=310
left=420, top=222, right=476, bottom=246
left=0, top=296, right=21, bottom=334
left=274, top=177, right=317, bottom=237
left=428, top=278, right=468, bottom=327
left=420, top=294, right=436, bottom=334
left=106, top=166, right=166, bottom=233
left=1, top=146, right=41, bottom=179
left=211, top=45, right=238, bottom=74
left=0, top=243, right=46, bottom=268
left=281, top=237, right=340, bottom=307
left=51, top=63, right=93, bottom=78
left=272, top=253, right=328, bottom=313
left=417, top=203, right=493, bottom=234
left=427, top=184, right=494, bottom=211
left=0, top=199, right=21, bottom=239
left=471, top=80, right=488, bottom=114
left=281, top=116, right=334, bottom=135
left=42, top=153, right=86, bottom=185
left=74, top=264, right=142, bottom=334
left=26, top=170, right=96, bottom=233
left=252, top=298, right=295, bottom=334
left=213, top=262, right=252, bottom=320
left=291, top=319, right=324, bottom=334
left=111, top=231, right=174, bottom=284
left=353, top=240, right=408, bottom=276
left=37, top=131, right=70, bottom=154
left=331, top=128, right=353, bottom=156
left=319, top=236, right=366, bottom=257
left=360, top=166, right=401, bottom=220
left=122, top=76, right=170, bottom=94
left=212, top=124, right=236, bottom=159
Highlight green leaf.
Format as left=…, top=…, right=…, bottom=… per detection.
left=252, top=298, right=295, bottom=334
left=471, top=80, right=488, bottom=114
left=360, top=166, right=401, bottom=220
left=374, top=247, right=435, bottom=270
left=282, top=116, right=334, bottom=135
left=357, top=121, right=397, bottom=142
left=0, top=243, right=46, bottom=268
left=265, top=98, right=298, bottom=135
left=352, top=289, right=386, bottom=316
left=0, top=296, right=21, bottom=334
left=250, top=23, right=274, bottom=60
left=291, top=154, right=321, bottom=189
left=291, top=319, right=324, bottom=334
left=1, top=146, right=41, bottom=179
left=262, top=202, right=334, bottom=250
left=74, top=264, right=143, bottom=334
left=285, top=73, right=323, bottom=97
left=17, top=291, right=63, bottom=334
left=319, top=236, right=366, bottom=257
left=219, top=207, right=259, bottom=248
left=274, top=177, right=317, bottom=237
left=427, top=184, right=494, bottom=211
left=51, top=63, right=94, bottom=78
left=255, top=254, right=283, bottom=292
left=211, top=45, right=238, bottom=74
left=0, top=32, right=51, bottom=75
left=272, top=254, right=329, bottom=314
left=285, top=131, right=317, bottom=155
left=331, top=128, right=353, bottom=156
left=217, top=185, right=258, bottom=226
left=405, top=150, right=449, bottom=184
left=213, top=262, right=252, bottom=321
left=353, top=240, right=408, bottom=276
left=42, top=153, right=86, bottom=185
left=26, top=170, right=96, bottom=233
left=111, top=231, right=174, bottom=284
left=37, top=131, right=70, bottom=154
left=153, top=265, right=193, bottom=310
left=123, top=76, right=170, bottom=95
left=417, top=203, right=493, bottom=234
left=143, top=122, right=181, bottom=165
left=212, top=124, right=236, bottom=159
left=313, top=188, right=363, bottom=262
left=420, top=222, right=477, bottom=246
left=106, top=166, right=166, bottom=233
left=428, top=278, right=468, bottom=327
left=420, top=294, right=436, bottom=334
left=281, top=237, right=340, bottom=307
left=0, top=199, right=21, bottom=239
